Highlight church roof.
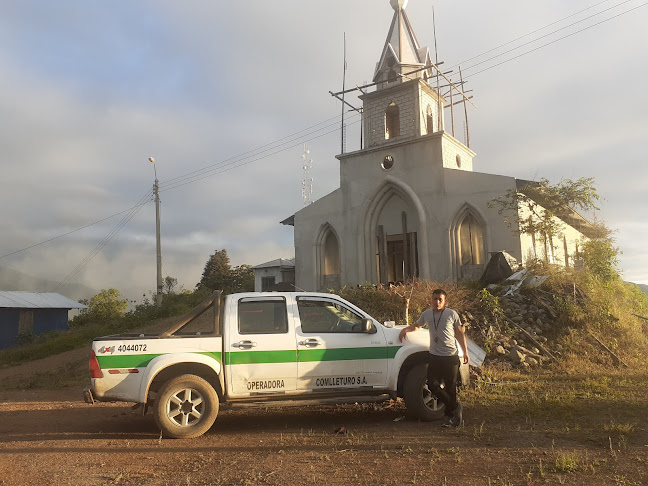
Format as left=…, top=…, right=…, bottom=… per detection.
left=373, top=3, right=431, bottom=82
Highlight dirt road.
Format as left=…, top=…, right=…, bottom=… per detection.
left=1, top=384, right=646, bottom=486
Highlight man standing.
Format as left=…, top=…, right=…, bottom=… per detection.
left=399, top=289, right=469, bottom=426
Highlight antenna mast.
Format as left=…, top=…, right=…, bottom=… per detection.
left=301, top=144, right=313, bottom=206
left=340, top=32, right=347, bottom=154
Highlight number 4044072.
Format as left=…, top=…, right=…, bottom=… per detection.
left=118, top=344, right=147, bottom=352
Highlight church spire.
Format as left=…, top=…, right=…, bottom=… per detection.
left=374, top=0, right=432, bottom=86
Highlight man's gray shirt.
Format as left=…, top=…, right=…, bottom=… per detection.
left=416, top=307, right=462, bottom=356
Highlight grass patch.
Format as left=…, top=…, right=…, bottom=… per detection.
left=1, top=358, right=89, bottom=389
left=554, top=451, right=580, bottom=472
left=0, top=322, right=125, bottom=368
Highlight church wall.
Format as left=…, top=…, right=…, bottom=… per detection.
left=293, top=189, right=345, bottom=291
left=516, top=204, right=587, bottom=268
left=441, top=136, right=474, bottom=171
left=443, top=170, right=523, bottom=267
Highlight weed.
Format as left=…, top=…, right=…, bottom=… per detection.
left=473, top=421, right=486, bottom=440
left=604, top=421, right=635, bottom=435
left=554, top=451, right=579, bottom=473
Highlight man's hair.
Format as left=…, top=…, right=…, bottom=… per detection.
left=432, top=289, right=447, bottom=297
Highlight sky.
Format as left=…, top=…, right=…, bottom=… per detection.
left=0, top=0, right=646, bottom=303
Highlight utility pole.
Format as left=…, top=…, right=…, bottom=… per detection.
left=149, top=157, right=163, bottom=307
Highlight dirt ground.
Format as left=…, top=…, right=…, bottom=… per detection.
left=1, top=382, right=647, bottom=486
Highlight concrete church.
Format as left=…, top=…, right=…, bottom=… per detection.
left=282, top=0, right=595, bottom=292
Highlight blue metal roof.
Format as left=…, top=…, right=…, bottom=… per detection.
left=0, top=291, right=87, bottom=309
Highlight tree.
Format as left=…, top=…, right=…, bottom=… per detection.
left=230, top=264, right=255, bottom=293
left=197, top=250, right=231, bottom=292
left=197, top=250, right=254, bottom=295
left=163, top=276, right=179, bottom=294
left=580, top=238, right=620, bottom=282
left=490, top=177, right=622, bottom=279
left=490, top=177, right=600, bottom=238
left=489, top=177, right=602, bottom=259
left=73, top=288, right=128, bottom=326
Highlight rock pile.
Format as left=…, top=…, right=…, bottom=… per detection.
left=486, top=291, right=562, bottom=368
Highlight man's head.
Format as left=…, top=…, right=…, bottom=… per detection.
left=432, top=289, right=447, bottom=311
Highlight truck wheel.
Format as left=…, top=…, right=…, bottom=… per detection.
left=403, top=363, right=445, bottom=421
left=154, top=374, right=219, bottom=439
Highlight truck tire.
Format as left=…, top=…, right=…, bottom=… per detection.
left=154, top=374, right=219, bottom=439
left=403, top=363, right=445, bottom=421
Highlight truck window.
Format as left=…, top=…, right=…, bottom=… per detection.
left=297, top=299, right=365, bottom=333
left=238, top=298, right=288, bottom=334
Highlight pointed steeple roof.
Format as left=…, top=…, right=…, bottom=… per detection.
left=374, top=0, right=432, bottom=83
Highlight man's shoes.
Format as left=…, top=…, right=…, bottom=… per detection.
left=451, top=402, right=463, bottom=427
left=440, top=416, right=453, bottom=427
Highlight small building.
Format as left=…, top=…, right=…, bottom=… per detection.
left=252, top=258, right=296, bottom=292
left=0, top=291, right=87, bottom=350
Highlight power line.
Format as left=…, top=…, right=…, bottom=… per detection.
left=0, top=113, right=361, bottom=264
left=158, top=114, right=357, bottom=191
left=454, top=0, right=642, bottom=77
left=453, top=0, right=622, bottom=67
left=158, top=113, right=346, bottom=189
left=54, top=190, right=153, bottom=292
left=459, top=2, right=648, bottom=80
left=160, top=116, right=362, bottom=192
left=0, top=189, right=153, bottom=260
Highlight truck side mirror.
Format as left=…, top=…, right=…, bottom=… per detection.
left=362, top=318, right=376, bottom=334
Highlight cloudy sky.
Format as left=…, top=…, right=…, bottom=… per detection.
left=1, top=0, right=646, bottom=302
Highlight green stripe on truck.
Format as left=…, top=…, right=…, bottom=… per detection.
left=96, top=347, right=401, bottom=369
left=97, top=352, right=222, bottom=369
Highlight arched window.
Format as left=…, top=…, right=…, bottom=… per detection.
left=317, top=226, right=341, bottom=290
left=459, top=213, right=484, bottom=265
left=385, top=102, right=400, bottom=140
left=324, top=232, right=340, bottom=276
left=451, top=205, right=488, bottom=281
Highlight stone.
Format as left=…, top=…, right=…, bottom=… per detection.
left=509, top=348, right=525, bottom=363
left=480, top=251, right=517, bottom=284
left=496, top=345, right=507, bottom=355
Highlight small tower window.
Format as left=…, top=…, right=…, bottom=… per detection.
left=426, top=105, right=434, bottom=134
left=385, top=102, right=400, bottom=140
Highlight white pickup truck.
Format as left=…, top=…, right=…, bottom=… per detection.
left=85, top=292, right=470, bottom=438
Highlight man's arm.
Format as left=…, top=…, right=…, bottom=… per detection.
left=399, top=323, right=422, bottom=342
left=455, top=324, right=470, bottom=365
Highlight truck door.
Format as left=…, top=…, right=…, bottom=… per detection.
left=294, top=296, right=388, bottom=392
left=226, top=296, right=297, bottom=397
